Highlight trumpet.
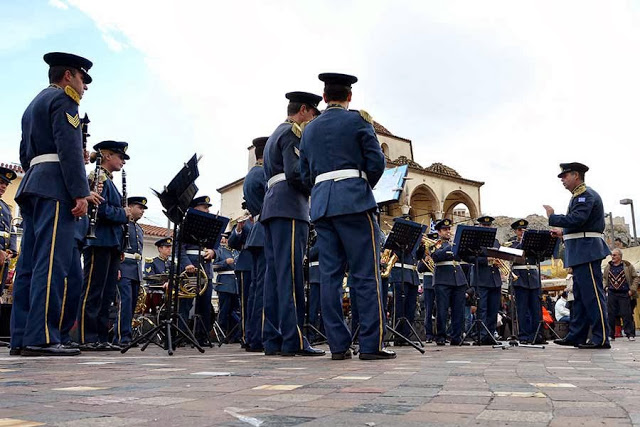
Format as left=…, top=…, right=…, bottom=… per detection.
left=492, top=258, right=518, bottom=281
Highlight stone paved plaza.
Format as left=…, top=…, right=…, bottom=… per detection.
left=1, top=339, right=639, bottom=426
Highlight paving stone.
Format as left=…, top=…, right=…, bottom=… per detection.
left=476, top=409, right=553, bottom=422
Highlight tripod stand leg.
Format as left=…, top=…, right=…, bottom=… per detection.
left=386, top=325, right=425, bottom=354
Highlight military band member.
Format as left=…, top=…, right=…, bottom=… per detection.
left=418, top=232, right=438, bottom=343
left=180, top=195, right=216, bottom=345
left=432, top=219, right=468, bottom=346
left=545, top=162, right=611, bottom=349
left=213, top=232, right=240, bottom=340
left=0, top=168, right=18, bottom=296
left=509, top=219, right=545, bottom=344
left=11, top=52, right=92, bottom=356
left=77, top=140, right=130, bottom=351
left=300, top=72, right=392, bottom=360
left=113, top=196, right=146, bottom=346
left=262, top=91, right=324, bottom=357
left=470, top=216, right=502, bottom=345
left=307, top=227, right=322, bottom=343
left=145, top=237, right=173, bottom=277
left=389, top=239, right=424, bottom=343
left=242, top=137, right=268, bottom=353
left=227, top=217, right=253, bottom=346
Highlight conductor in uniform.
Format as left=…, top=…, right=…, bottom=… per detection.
left=544, top=162, right=611, bottom=349
left=11, top=52, right=92, bottom=356
left=262, top=91, right=324, bottom=357
left=300, top=73, right=393, bottom=360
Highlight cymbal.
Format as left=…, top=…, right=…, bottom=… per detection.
left=146, top=273, right=169, bottom=283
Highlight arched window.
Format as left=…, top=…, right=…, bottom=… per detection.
left=381, top=143, right=389, bottom=158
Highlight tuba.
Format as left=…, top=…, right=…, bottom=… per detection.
left=178, top=267, right=209, bottom=298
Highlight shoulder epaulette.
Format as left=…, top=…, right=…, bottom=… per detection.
left=64, top=86, right=80, bottom=105
left=572, top=183, right=587, bottom=198
left=291, top=122, right=302, bottom=138
left=300, top=117, right=315, bottom=133
left=145, top=257, right=154, bottom=263
left=359, top=109, right=373, bottom=124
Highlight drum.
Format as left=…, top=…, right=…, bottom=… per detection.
left=145, top=286, right=166, bottom=313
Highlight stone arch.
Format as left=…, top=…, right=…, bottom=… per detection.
left=443, top=190, right=478, bottom=225
left=380, top=142, right=389, bottom=158
left=409, top=184, right=440, bottom=225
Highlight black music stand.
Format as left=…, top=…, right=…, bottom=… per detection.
left=302, top=229, right=327, bottom=346
left=181, top=208, right=229, bottom=348
left=523, top=230, right=561, bottom=346
left=383, top=218, right=426, bottom=354
left=122, top=154, right=203, bottom=356
left=454, top=225, right=502, bottom=346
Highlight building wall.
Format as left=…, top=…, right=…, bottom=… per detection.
left=219, top=181, right=246, bottom=226
left=379, top=134, right=412, bottom=160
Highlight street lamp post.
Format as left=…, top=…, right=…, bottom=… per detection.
left=620, top=198, right=638, bottom=247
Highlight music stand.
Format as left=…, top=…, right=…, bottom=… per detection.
left=383, top=218, right=426, bottom=354
left=181, top=208, right=229, bottom=347
left=122, top=154, right=203, bottom=356
left=522, top=230, right=561, bottom=345
left=454, top=225, right=502, bottom=346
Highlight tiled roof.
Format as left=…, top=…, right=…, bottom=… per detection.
left=139, top=223, right=172, bottom=237
left=424, top=162, right=461, bottom=178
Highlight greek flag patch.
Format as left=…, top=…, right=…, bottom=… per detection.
left=577, top=197, right=586, bottom=202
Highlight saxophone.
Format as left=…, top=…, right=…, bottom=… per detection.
left=381, top=249, right=398, bottom=279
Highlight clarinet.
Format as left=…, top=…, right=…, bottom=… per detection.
left=121, top=169, right=132, bottom=250
left=86, top=152, right=102, bottom=239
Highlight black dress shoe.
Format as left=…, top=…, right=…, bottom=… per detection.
left=79, top=342, right=99, bottom=351
left=245, top=346, right=264, bottom=352
left=553, top=339, right=577, bottom=346
left=22, top=344, right=80, bottom=357
left=436, top=340, right=446, bottom=346
left=264, top=350, right=281, bottom=356
left=578, top=342, right=611, bottom=349
left=9, top=347, right=22, bottom=356
left=331, top=350, right=352, bottom=360
left=533, top=338, right=548, bottom=345
left=359, top=349, right=397, bottom=360
left=62, top=341, right=80, bottom=349
left=296, top=347, right=325, bottom=356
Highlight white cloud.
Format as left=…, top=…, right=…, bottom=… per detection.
left=63, top=0, right=640, bottom=228
left=48, top=0, right=68, bottom=10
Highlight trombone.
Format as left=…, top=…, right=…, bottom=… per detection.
left=492, top=258, right=518, bottom=281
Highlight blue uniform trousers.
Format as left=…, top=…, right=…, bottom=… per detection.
left=60, top=241, right=84, bottom=344
left=236, top=270, right=252, bottom=343
left=381, top=276, right=390, bottom=315
left=113, top=277, right=140, bottom=344
left=11, top=197, right=75, bottom=347
left=350, top=277, right=360, bottom=337
left=422, top=288, right=436, bottom=340
left=392, top=282, right=418, bottom=338
left=315, top=212, right=385, bottom=354
left=435, top=285, right=465, bottom=343
left=514, top=287, right=541, bottom=342
left=477, top=287, right=501, bottom=340
left=217, top=290, right=240, bottom=337
left=246, top=248, right=265, bottom=350
left=78, top=246, right=120, bottom=344
left=566, top=260, right=609, bottom=346
left=263, top=218, right=310, bottom=353
left=193, top=280, right=213, bottom=342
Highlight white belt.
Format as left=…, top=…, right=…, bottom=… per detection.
left=0, top=231, right=9, bottom=239
left=123, top=253, right=142, bottom=261
left=435, top=261, right=459, bottom=267
left=563, top=232, right=605, bottom=241
left=30, top=153, right=59, bottom=167
left=459, top=261, right=470, bottom=265
left=423, top=272, right=433, bottom=277
left=185, top=250, right=207, bottom=256
left=216, top=271, right=235, bottom=275
left=315, top=169, right=368, bottom=184
left=394, top=263, right=416, bottom=271
left=513, top=265, right=538, bottom=271
left=267, top=173, right=286, bottom=189
left=309, top=261, right=319, bottom=267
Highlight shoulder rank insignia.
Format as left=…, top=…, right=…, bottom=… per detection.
left=64, top=85, right=80, bottom=105
left=291, top=122, right=302, bottom=138
left=572, top=183, right=587, bottom=198
left=66, top=112, right=80, bottom=128
left=359, top=109, right=373, bottom=124
left=145, top=266, right=152, bottom=273
left=145, top=257, right=154, bottom=263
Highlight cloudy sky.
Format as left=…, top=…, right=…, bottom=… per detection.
left=1, top=0, right=639, bottom=233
